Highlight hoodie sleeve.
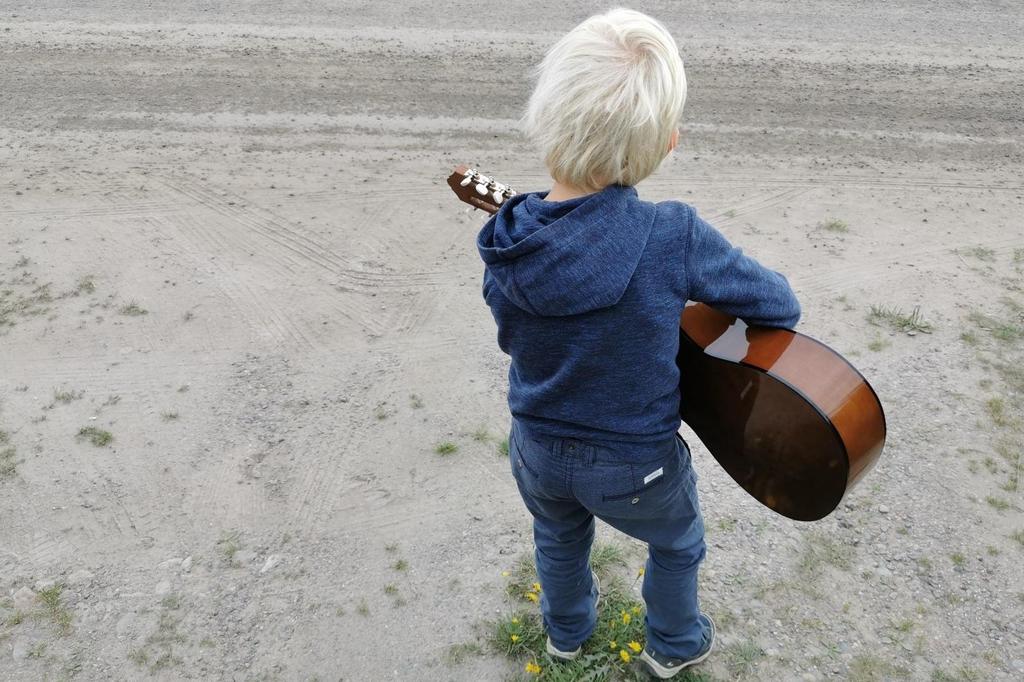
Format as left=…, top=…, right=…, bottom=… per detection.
left=680, top=204, right=801, bottom=329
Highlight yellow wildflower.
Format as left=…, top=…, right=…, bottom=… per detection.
left=609, top=640, right=617, bottom=650
left=525, top=592, right=539, bottom=603
left=501, top=570, right=510, bottom=577
left=532, top=582, right=542, bottom=592
left=525, top=661, right=542, bottom=675
left=619, top=649, right=631, bottom=663
left=510, top=634, right=520, bottom=642
left=621, top=611, right=631, bottom=625
left=511, top=618, right=519, bottom=624
left=628, top=641, right=642, bottom=653
left=637, top=566, right=645, bottom=577
left=632, top=605, right=642, bottom=615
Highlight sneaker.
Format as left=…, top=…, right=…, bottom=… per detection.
left=639, top=614, right=715, bottom=679
left=545, top=571, right=602, bottom=661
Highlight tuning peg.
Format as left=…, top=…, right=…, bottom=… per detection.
left=475, top=183, right=488, bottom=195
left=492, top=189, right=504, bottom=203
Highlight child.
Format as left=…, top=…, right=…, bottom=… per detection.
left=476, top=8, right=800, bottom=678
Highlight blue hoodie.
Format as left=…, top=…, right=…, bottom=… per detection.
left=477, top=184, right=800, bottom=444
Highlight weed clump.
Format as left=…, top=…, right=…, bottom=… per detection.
left=867, top=305, right=933, bottom=334
left=76, top=427, right=113, bottom=447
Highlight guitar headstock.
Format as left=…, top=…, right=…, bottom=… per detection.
left=446, top=165, right=517, bottom=216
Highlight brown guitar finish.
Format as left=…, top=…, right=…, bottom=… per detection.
left=679, top=303, right=885, bottom=520
left=447, top=165, right=887, bottom=521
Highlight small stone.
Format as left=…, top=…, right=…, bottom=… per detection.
left=878, top=505, right=890, bottom=514
left=13, top=586, right=36, bottom=611
left=260, top=554, right=282, bottom=575
left=158, top=557, right=183, bottom=570
left=180, top=556, right=193, bottom=572
left=154, top=580, right=172, bottom=596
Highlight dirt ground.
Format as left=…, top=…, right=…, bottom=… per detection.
left=1, top=1, right=1022, bottom=680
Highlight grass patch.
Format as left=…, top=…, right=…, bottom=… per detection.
left=119, top=301, right=148, bottom=316
left=819, top=218, right=849, bottom=233
left=76, top=427, right=113, bottom=447
left=471, top=426, right=493, bottom=442
left=798, top=531, right=855, bottom=575
left=867, top=334, right=890, bottom=352
left=590, top=543, right=629, bottom=576
left=130, top=603, right=187, bottom=672
left=37, top=584, right=72, bottom=635
left=0, top=446, right=17, bottom=478
left=434, top=441, right=458, bottom=456
left=392, top=559, right=409, bottom=572
left=443, top=641, right=486, bottom=667
left=494, top=553, right=715, bottom=681
left=76, top=276, right=96, bottom=294
left=356, top=599, right=370, bottom=616
left=932, top=666, right=982, bottom=681
left=986, top=496, right=1010, bottom=511
left=968, top=311, right=1023, bottom=343
left=160, top=411, right=180, bottom=422
left=849, top=653, right=907, bottom=681
left=724, top=640, right=764, bottom=677
left=985, top=397, right=1010, bottom=427
left=962, top=246, right=996, bottom=262
left=867, top=305, right=933, bottom=334
left=0, top=279, right=54, bottom=330
left=53, top=388, right=83, bottom=404
left=409, top=394, right=424, bottom=409
left=1010, top=530, right=1024, bottom=547
left=950, top=552, right=966, bottom=567
left=498, top=438, right=510, bottom=457
left=217, top=530, right=242, bottom=564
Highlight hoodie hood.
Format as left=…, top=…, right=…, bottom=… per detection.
left=476, top=184, right=656, bottom=316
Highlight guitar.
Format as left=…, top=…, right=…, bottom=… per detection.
left=449, top=165, right=886, bottom=521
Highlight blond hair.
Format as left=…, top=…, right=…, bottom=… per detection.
left=522, top=8, right=687, bottom=190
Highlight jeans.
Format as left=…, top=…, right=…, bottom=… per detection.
left=509, top=418, right=709, bottom=659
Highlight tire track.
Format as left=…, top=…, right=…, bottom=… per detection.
left=0, top=203, right=180, bottom=219
left=646, top=172, right=1024, bottom=193
left=158, top=174, right=451, bottom=291
left=705, top=187, right=811, bottom=226
left=154, top=211, right=317, bottom=349
left=797, top=237, right=1024, bottom=297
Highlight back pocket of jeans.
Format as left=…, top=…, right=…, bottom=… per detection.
left=511, top=428, right=541, bottom=479
left=602, top=473, right=668, bottom=502
left=600, top=449, right=679, bottom=503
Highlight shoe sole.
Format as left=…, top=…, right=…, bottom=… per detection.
left=639, top=615, right=716, bottom=679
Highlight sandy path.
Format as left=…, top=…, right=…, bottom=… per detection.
left=1, top=2, right=1022, bottom=680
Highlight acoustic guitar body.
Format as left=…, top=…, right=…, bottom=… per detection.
left=678, top=303, right=886, bottom=521
left=445, top=164, right=887, bottom=521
